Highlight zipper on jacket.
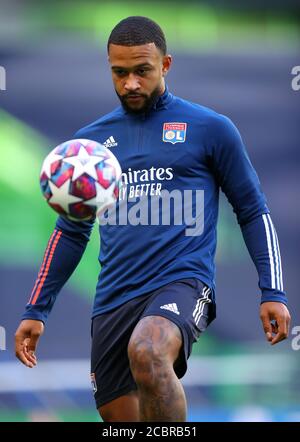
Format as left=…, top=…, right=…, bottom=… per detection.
left=137, top=113, right=146, bottom=152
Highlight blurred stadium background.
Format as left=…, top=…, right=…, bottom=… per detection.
left=0, top=0, right=299, bottom=422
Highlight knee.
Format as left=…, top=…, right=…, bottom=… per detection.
left=128, top=336, right=171, bottom=389
left=128, top=316, right=182, bottom=389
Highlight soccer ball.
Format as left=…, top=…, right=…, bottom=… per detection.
left=40, top=138, right=122, bottom=221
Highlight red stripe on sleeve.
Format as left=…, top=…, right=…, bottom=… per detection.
left=30, top=230, right=62, bottom=305
left=28, top=230, right=58, bottom=304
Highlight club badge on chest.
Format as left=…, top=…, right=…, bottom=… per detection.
left=162, top=122, right=187, bottom=144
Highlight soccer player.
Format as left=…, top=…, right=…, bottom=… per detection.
left=15, top=16, right=291, bottom=422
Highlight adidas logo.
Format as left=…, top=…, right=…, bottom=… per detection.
left=160, top=303, right=180, bottom=315
left=103, top=136, right=118, bottom=148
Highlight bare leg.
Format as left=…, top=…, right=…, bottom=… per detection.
left=98, top=390, right=140, bottom=422
left=128, top=315, right=187, bottom=421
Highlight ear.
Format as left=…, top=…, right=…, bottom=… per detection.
left=162, top=55, right=172, bottom=76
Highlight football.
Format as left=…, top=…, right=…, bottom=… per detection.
left=40, top=138, right=122, bottom=221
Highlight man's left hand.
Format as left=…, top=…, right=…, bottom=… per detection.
left=260, top=302, right=291, bottom=345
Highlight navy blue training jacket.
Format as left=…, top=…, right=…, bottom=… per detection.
left=22, top=86, right=287, bottom=323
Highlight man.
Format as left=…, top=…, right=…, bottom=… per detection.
left=15, top=16, right=291, bottom=422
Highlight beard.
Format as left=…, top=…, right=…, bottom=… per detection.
left=116, top=86, right=162, bottom=114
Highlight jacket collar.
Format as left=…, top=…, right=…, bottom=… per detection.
left=152, top=84, right=173, bottom=110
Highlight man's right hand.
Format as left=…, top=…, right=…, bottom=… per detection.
left=15, top=320, right=44, bottom=368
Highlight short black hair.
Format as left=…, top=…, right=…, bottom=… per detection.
left=107, top=16, right=167, bottom=55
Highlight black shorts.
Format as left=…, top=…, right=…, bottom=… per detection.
left=90, top=278, right=216, bottom=409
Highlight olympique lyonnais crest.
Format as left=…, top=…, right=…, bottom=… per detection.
left=163, top=122, right=187, bottom=144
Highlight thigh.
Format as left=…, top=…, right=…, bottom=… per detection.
left=140, top=278, right=216, bottom=378
left=128, top=314, right=183, bottom=366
